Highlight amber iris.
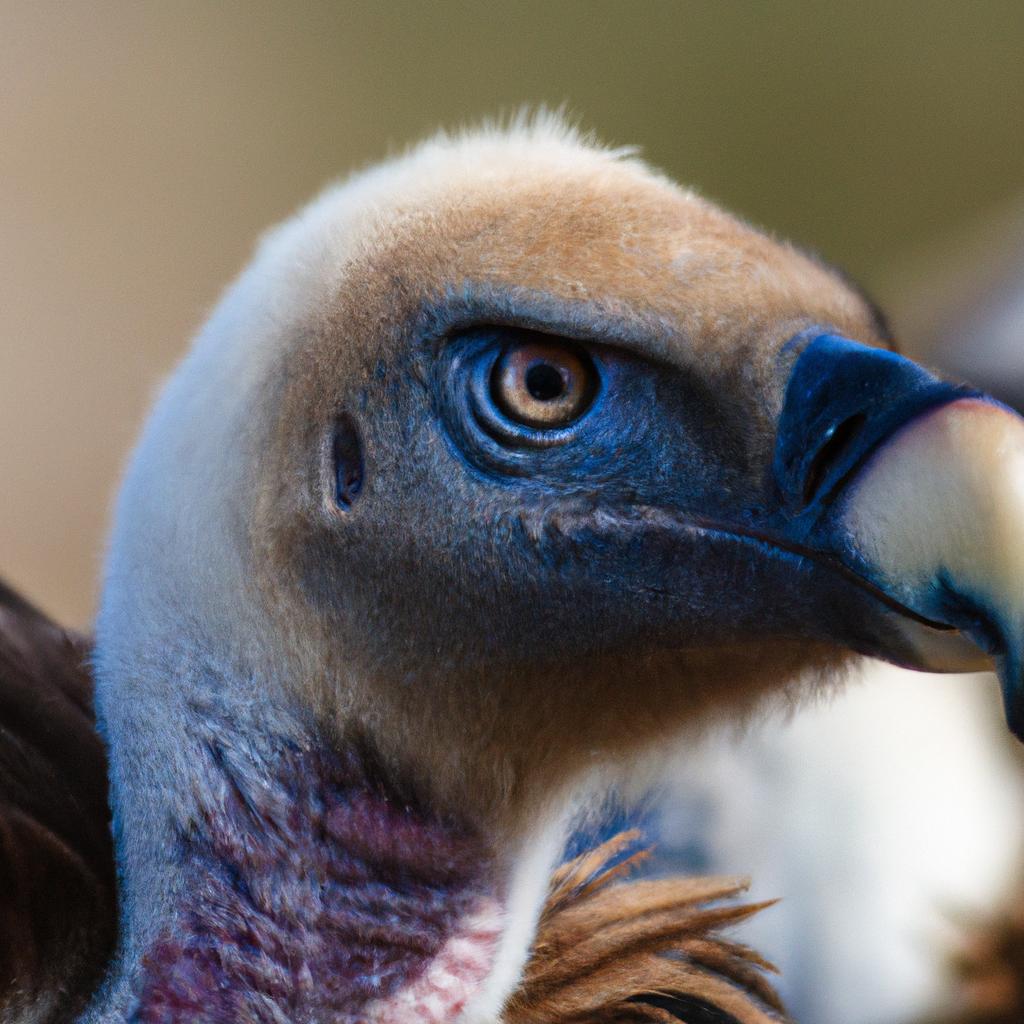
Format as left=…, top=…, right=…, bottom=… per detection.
left=492, top=340, right=596, bottom=429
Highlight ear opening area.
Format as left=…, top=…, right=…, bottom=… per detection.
left=333, top=414, right=364, bottom=510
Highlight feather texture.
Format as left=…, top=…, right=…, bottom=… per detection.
left=504, top=832, right=787, bottom=1024
left=0, top=580, right=116, bottom=1022
left=0, top=575, right=788, bottom=1024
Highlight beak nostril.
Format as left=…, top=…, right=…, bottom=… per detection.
left=802, top=413, right=867, bottom=507
left=776, top=334, right=980, bottom=516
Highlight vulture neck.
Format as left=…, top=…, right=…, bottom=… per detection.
left=88, top=650, right=572, bottom=1024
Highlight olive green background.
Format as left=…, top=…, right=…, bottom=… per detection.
left=2, top=1, right=1023, bottom=625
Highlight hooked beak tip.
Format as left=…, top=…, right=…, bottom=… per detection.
left=996, top=649, right=1024, bottom=742
left=839, top=396, right=1024, bottom=739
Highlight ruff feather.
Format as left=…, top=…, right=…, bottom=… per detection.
left=504, top=831, right=787, bottom=1024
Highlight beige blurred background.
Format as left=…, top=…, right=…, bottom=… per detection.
left=2, top=0, right=1024, bottom=628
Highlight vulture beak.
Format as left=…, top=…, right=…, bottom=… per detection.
left=774, top=333, right=1024, bottom=739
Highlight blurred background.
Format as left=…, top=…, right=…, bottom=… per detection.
left=2, top=4, right=1024, bottom=1024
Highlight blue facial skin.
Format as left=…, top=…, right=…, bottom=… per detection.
left=303, top=286, right=1015, bottom=739
left=425, top=300, right=1007, bottom=661
left=433, top=327, right=733, bottom=501
left=407, top=301, right=896, bottom=669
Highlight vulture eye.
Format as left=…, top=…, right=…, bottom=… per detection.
left=491, top=339, right=597, bottom=429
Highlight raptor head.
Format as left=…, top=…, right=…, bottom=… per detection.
left=98, top=121, right=1024, bottom=835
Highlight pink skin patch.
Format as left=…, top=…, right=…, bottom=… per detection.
left=365, top=899, right=504, bottom=1023
left=130, top=729, right=500, bottom=1024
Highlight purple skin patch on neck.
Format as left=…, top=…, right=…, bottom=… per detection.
left=130, top=736, right=496, bottom=1023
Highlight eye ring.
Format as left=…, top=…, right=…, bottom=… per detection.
left=491, top=339, right=597, bottom=429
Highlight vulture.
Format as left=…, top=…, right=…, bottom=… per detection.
left=3, top=119, right=1024, bottom=1024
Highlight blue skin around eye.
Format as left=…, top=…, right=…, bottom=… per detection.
left=431, top=325, right=747, bottom=519
left=410, top=305, right=1013, bottom=703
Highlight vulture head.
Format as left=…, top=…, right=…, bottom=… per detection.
left=87, top=120, right=1024, bottom=1022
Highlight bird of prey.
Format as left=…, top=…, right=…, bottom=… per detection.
left=2, top=119, right=1023, bottom=1024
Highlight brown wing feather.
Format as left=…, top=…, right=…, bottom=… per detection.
left=503, top=831, right=788, bottom=1024
left=0, top=579, right=116, bottom=1022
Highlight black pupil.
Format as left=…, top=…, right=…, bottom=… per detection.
left=525, top=362, right=566, bottom=402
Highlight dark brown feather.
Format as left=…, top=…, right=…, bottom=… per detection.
left=0, top=580, right=116, bottom=1021
left=503, top=831, right=788, bottom=1024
